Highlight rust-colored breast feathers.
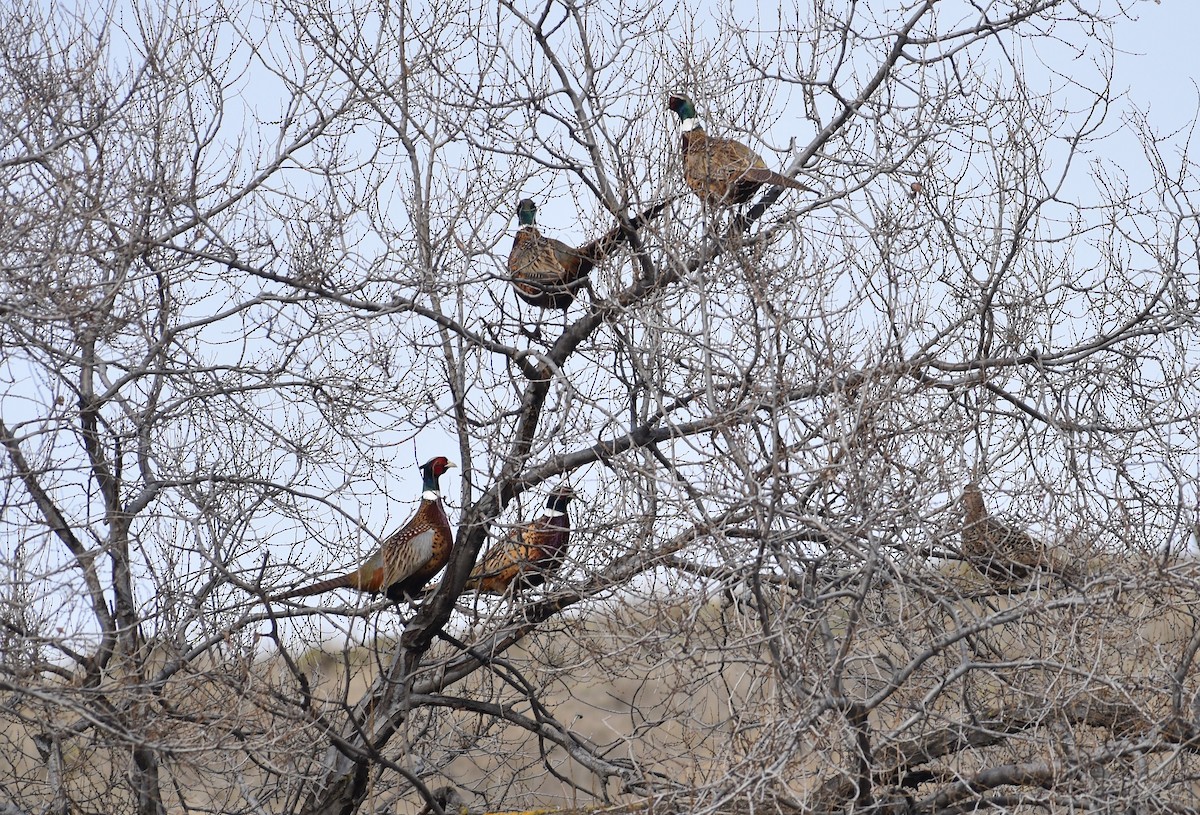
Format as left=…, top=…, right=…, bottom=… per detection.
left=381, top=497, right=454, bottom=601
left=467, top=515, right=570, bottom=595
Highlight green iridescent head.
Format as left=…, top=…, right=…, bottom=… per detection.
left=667, top=94, right=698, bottom=122
left=516, top=198, right=538, bottom=226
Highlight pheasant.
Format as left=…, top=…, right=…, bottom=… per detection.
left=272, top=457, right=456, bottom=603
left=508, top=198, right=671, bottom=309
left=961, top=482, right=1069, bottom=583
left=464, top=485, right=575, bottom=595
left=667, top=93, right=814, bottom=206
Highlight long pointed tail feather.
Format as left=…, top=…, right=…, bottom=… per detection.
left=269, top=573, right=358, bottom=601
left=578, top=197, right=678, bottom=262
left=744, top=168, right=815, bottom=194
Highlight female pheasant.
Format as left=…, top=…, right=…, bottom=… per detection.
left=667, top=93, right=813, bottom=206
left=464, top=485, right=575, bottom=595
left=961, top=482, right=1070, bottom=583
left=272, top=457, right=456, bottom=603
left=508, top=198, right=671, bottom=309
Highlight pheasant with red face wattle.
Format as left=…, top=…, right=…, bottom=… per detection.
left=667, top=93, right=814, bottom=206
left=464, top=485, right=575, bottom=595
left=508, top=198, right=671, bottom=309
left=272, top=457, right=456, bottom=603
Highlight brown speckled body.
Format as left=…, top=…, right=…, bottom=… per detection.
left=961, top=483, right=1068, bottom=583
left=508, top=199, right=671, bottom=309
left=465, top=487, right=574, bottom=595
left=387, top=495, right=455, bottom=600
left=272, top=457, right=456, bottom=603
left=508, top=226, right=593, bottom=310
left=668, top=93, right=812, bottom=206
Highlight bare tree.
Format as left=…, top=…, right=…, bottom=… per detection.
left=4, top=0, right=1200, bottom=814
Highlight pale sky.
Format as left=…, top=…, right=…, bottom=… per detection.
left=1117, top=2, right=1200, bottom=130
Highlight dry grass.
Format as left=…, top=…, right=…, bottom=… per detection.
left=4, top=555, right=1200, bottom=813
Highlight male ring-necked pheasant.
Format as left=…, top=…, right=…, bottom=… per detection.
left=508, top=198, right=671, bottom=309
left=272, top=457, right=456, bottom=603
left=464, top=485, right=575, bottom=595
left=667, top=93, right=814, bottom=206
left=961, top=482, right=1069, bottom=583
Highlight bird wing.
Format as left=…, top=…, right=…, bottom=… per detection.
left=705, top=139, right=815, bottom=192
left=968, top=518, right=1065, bottom=582
left=579, top=198, right=674, bottom=261
left=381, top=524, right=436, bottom=587
left=686, top=134, right=811, bottom=200
left=995, top=524, right=1048, bottom=571
left=684, top=133, right=768, bottom=203
left=701, top=136, right=767, bottom=176
left=469, top=529, right=528, bottom=582
left=548, top=238, right=591, bottom=277
left=487, top=531, right=525, bottom=568
left=509, top=230, right=587, bottom=307
left=466, top=517, right=568, bottom=594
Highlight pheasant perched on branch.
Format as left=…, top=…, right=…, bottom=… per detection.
left=961, top=482, right=1069, bottom=583
left=667, top=93, right=814, bottom=206
left=508, top=197, right=671, bottom=309
left=272, top=457, right=456, bottom=603
left=464, top=485, right=575, bottom=595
